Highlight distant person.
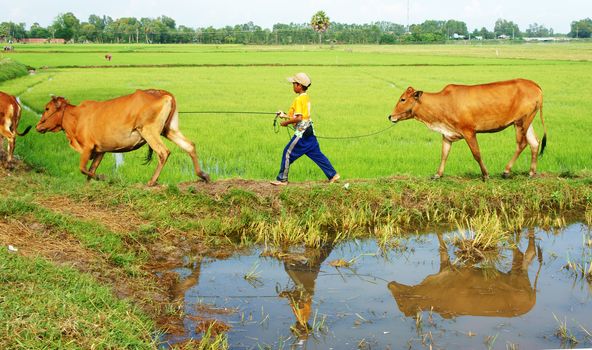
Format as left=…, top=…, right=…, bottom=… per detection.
left=105, top=54, right=112, bottom=61
left=271, top=72, right=340, bottom=186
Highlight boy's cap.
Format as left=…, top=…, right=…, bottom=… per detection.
left=288, top=72, right=311, bottom=87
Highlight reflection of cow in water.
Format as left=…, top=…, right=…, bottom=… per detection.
left=388, top=232, right=541, bottom=318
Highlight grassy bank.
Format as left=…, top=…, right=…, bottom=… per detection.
left=2, top=164, right=591, bottom=248
left=1, top=162, right=591, bottom=348
left=0, top=58, right=29, bottom=82
left=0, top=252, right=156, bottom=349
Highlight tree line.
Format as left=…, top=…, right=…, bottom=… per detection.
left=1, top=12, right=591, bottom=45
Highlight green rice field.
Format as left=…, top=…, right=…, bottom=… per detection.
left=1, top=43, right=591, bottom=184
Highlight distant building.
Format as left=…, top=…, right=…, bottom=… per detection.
left=452, top=33, right=465, bottom=39
left=474, top=36, right=483, bottom=40
left=523, top=37, right=571, bottom=42
left=18, top=38, right=66, bottom=44
left=498, top=34, right=511, bottom=40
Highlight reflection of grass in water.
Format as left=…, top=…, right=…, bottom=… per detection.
left=451, top=212, right=514, bottom=262
left=553, top=313, right=579, bottom=347
left=563, top=232, right=592, bottom=283
left=484, top=334, right=498, bottom=350
left=243, top=261, right=263, bottom=287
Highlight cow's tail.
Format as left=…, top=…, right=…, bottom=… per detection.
left=144, top=146, right=153, bottom=165
left=16, top=125, right=32, bottom=136
left=13, top=103, right=31, bottom=136
left=538, top=98, right=547, bottom=156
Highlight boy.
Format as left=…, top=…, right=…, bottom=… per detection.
left=271, top=72, right=340, bottom=186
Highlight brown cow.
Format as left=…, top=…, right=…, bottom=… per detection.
left=388, top=232, right=541, bottom=318
left=0, top=91, right=31, bottom=164
left=388, top=79, right=547, bottom=179
left=36, top=89, right=210, bottom=186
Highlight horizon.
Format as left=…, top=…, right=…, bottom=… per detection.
left=3, top=0, right=591, bottom=34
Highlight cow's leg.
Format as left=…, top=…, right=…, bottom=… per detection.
left=7, top=135, right=15, bottom=163
left=78, top=148, right=95, bottom=179
left=139, top=132, right=170, bottom=186
left=165, top=129, right=210, bottom=183
left=525, top=125, right=540, bottom=177
left=0, top=129, right=14, bottom=163
left=433, top=136, right=452, bottom=179
left=503, top=125, right=528, bottom=178
left=463, top=132, right=488, bottom=179
left=87, top=152, right=105, bottom=181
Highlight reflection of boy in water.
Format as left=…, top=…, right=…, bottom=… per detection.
left=279, top=244, right=333, bottom=335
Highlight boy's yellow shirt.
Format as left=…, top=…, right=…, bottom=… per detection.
left=288, top=92, right=311, bottom=121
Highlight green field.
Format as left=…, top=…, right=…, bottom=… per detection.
left=1, top=43, right=591, bottom=185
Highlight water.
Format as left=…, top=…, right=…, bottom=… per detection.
left=163, top=223, right=592, bottom=349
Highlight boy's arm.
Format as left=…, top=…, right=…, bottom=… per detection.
left=280, top=114, right=302, bottom=126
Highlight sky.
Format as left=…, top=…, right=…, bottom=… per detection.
left=1, top=0, right=590, bottom=34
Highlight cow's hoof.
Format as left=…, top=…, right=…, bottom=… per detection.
left=502, top=172, right=511, bottom=179
left=481, top=175, right=489, bottom=182
left=199, top=172, right=211, bottom=183
left=147, top=181, right=158, bottom=187
left=430, top=174, right=442, bottom=180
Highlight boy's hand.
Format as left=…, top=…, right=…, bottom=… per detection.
left=276, top=111, right=288, bottom=119
left=280, top=119, right=291, bottom=127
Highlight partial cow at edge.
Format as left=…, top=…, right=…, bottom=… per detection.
left=0, top=91, right=32, bottom=166
left=36, top=89, right=210, bottom=186
left=388, top=78, right=547, bottom=179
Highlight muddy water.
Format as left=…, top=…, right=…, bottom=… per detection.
left=164, top=223, right=592, bottom=349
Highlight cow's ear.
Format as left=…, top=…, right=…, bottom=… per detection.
left=413, top=91, right=423, bottom=100
left=54, top=97, right=64, bottom=108
left=406, top=86, right=415, bottom=94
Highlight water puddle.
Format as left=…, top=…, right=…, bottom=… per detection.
left=163, top=223, right=592, bottom=349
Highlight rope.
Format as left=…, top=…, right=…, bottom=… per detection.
left=316, top=124, right=395, bottom=140
left=179, top=110, right=396, bottom=140
left=178, top=111, right=275, bottom=115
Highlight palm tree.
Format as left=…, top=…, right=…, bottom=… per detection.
left=310, top=11, right=330, bottom=45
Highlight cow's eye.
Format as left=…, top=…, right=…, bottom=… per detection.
left=45, top=107, right=49, bottom=111
left=400, top=98, right=406, bottom=102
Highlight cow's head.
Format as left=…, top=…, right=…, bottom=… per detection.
left=388, top=87, right=423, bottom=123
left=37, top=96, right=68, bottom=133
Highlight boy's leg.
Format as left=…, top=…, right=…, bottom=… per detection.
left=276, top=136, right=305, bottom=182
left=303, top=136, right=338, bottom=179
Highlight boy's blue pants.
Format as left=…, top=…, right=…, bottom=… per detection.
left=276, top=134, right=337, bottom=181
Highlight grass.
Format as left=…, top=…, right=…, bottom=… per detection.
left=0, top=196, right=145, bottom=273
left=451, top=211, right=513, bottom=261
left=0, top=58, right=29, bottom=82
left=553, top=313, right=579, bottom=347
left=0, top=252, right=156, bottom=349
left=562, top=231, right=592, bottom=283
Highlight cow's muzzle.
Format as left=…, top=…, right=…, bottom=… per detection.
left=388, top=114, right=398, bottom=123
